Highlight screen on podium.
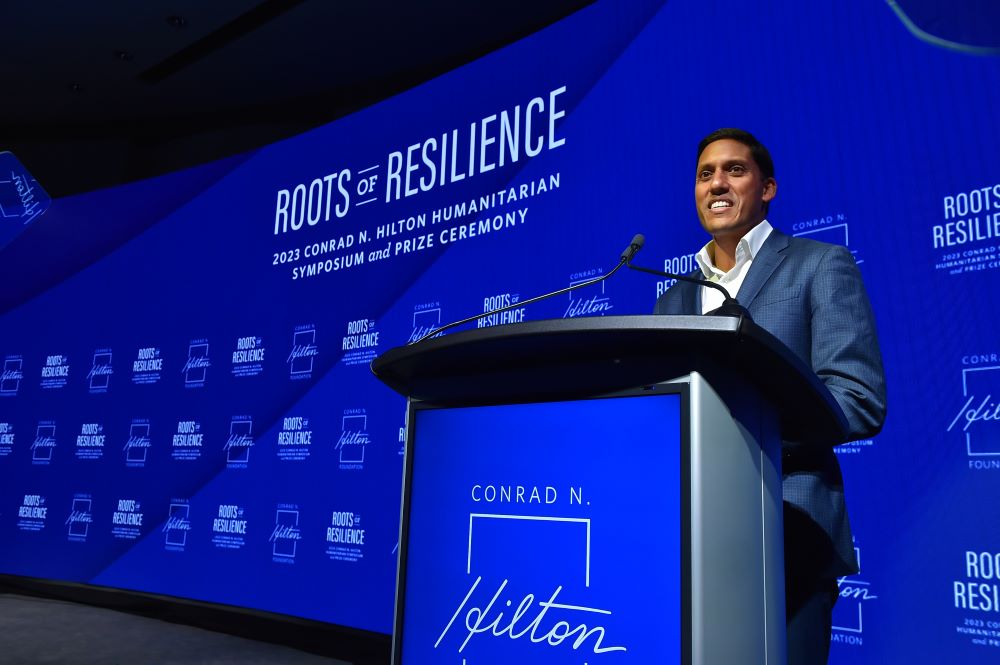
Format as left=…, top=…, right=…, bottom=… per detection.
left=399, top=391, right=685, bottom=664
left=3, top=1, right=1000, bottom=659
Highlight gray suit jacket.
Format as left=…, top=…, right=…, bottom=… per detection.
left=654, top=228, right=886, bottom=578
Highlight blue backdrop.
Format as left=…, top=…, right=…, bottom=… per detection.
left=1, top=1, right=999, bottom=661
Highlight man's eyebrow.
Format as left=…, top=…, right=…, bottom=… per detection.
left=696, top=158, right=749, bottom=171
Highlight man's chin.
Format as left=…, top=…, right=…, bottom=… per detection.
left=704, top=220, right=760, bottom=242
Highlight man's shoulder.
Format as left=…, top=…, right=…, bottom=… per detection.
left=653, top=272, right=697, bottom=314
left=767, top=227, right=852, bottom=263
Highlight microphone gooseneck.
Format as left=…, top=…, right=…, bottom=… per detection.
left=409, top=235, right=642, bottom=345
left=408, top=232, right=749, bottom=346
left=625, top=249, right=751, bottom=320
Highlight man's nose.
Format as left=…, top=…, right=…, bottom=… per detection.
left=710, top=171, right=729, bottom=192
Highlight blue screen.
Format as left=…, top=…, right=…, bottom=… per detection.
left=0, top=1, right=999, bottom=659
left=402, top=393, right=683, bottom=664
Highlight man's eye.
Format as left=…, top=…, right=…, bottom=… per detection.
left=697, top=170, right=712, bottom=181
left=728, top=165, right=747, bottom=175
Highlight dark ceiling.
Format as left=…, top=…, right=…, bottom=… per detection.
left=0, top=0, right=592, bottom=197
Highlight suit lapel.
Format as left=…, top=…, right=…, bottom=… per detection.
left=737, top=229, right=790, bottom=308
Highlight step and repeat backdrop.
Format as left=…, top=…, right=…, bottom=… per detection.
left=1, top=1, right=999, bottom=662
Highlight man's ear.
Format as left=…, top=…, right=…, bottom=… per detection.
left=762, top=177, right=777, bottom=203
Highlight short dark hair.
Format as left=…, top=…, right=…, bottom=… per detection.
left=696, top=128, right=775, bottom=180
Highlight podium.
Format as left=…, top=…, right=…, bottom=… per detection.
left=372, top=315, right=848, bottom=665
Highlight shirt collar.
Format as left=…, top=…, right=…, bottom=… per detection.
left=695, top=219, right=773, bottom=279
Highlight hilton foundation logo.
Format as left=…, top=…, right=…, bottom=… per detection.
left=87, top=349, right=114, bottom=393
left=432, top=486, right=628, bottom=660
left=337, top=409, right=370, bottom=469
left=163, top=500, right=191, bottom=551
left=288, top=325, right=318, bottom=380
left=564, top=270, right=612, bottom=318
left=31, top=421, right=56, bottom=464
left=182, top=339, right=211, bottom=388
left=409, top=302, right=442, bottom=343
left=66, top=494, right=93, bottom=542
left=832, top=540, right=878, bottom=648
left=0, top=354, right=24, bottom=395
left=947, top=355, right=1000, bottom=469
left=124, top=419, right=152, bottom=466
left=0, top=151, right=51, bottom=230
left=271, top=505, right=302, bottom=563
left=224, top=416, right=254, bottom=467
left=793, top=214, right=863, bottom=264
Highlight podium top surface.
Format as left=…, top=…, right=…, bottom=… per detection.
left=371, top=315, right=849, bottom=443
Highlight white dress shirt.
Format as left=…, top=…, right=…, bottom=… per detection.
left=696, top=220, right=774, bottom=314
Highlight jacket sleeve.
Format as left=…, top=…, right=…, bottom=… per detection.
left=809, top=244, right=887, bottom=441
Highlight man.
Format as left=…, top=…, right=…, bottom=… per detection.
left=655, top=128, right=886, bottom=665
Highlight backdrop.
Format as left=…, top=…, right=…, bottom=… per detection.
left=1, top=1, right=999, bottom=662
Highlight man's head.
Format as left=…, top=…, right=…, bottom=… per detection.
left=694, top=128, right=777, bottom=243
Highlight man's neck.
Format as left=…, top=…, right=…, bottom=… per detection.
left=711, top=220, right=766, bottom=272
left=710, top=238, right=739, bottom=272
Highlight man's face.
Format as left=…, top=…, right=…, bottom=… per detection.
left=694, top=139, right=776, bottom=242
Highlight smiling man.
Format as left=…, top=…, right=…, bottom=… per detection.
left=655, top=128, right=887, bottom=665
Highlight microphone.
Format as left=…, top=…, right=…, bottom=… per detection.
left=409, top=235, right=639, bottom=344
left=624, top=242, right=751, bottom=319
left=620, top=233, right=645, bottom=263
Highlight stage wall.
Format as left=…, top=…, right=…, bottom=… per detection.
left=1, top=1, right=999, bottom=662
